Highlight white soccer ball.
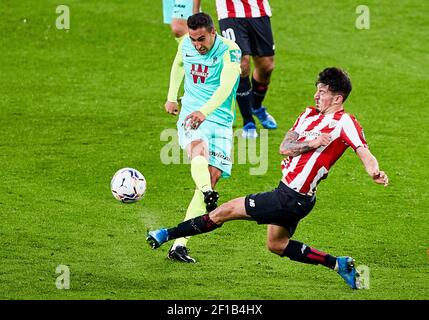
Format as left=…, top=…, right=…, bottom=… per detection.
left=110, top=168, right=146, bottom=203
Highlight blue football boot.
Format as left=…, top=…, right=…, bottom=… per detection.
left=252, top=106, right=277, bottom=129
left=146, top=228, right=169, bottom=249
left=241, top=122, right=258, bottom=139
left=336, top=256, right=361, bottom=289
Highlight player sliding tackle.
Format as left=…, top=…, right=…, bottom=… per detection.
left=150, top=67, right=389, bottom=289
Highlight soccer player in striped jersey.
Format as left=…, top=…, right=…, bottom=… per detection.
left=163, top=13, right=241, bottom=262
left=149, top=67, right=389, bottom=289
left=215, top=0, right=277, bottom=138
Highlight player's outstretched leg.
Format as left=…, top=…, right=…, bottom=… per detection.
left=147, top=228, right=169, bottom=249
left=147, top=197, right=248, bottom=251
left=146, top=213, right=221, bottom=249
left=336, top=256, right=362, bottom=289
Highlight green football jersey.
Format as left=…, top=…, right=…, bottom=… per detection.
left=178, top=34, right=241, bottom=126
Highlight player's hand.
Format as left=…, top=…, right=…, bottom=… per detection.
left=372, top=170, right=389, bottom=187
left=185, top=111, right=206, bottom=130
left=309, top=133, right=331, bottom=149
left=165, top=101, right=179, bottom=116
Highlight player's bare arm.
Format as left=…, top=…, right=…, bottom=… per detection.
left=279, top=131, right=331, bottom=157
left=356, top=146, right=389, bottom=186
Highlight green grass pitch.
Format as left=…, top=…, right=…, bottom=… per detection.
left=0, top=0, right=428, bottom=300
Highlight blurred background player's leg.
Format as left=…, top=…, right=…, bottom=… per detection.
left=162, top=0, right=174, bottom=24
left=249, top=16, right=277, bottom=129
left=218, top=18, right=258, bottom=139
left=237, top=55, right=258, bottom=139
left=250, top=55, right=277, bottom=129
left=164, top=0, right=201, bottom=43
left=171, top=18, right=188, bottom=43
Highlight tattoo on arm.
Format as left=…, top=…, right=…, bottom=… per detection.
left=280, top=131, right=313, bottom=157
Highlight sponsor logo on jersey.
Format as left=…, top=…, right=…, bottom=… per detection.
left=229, top=49, right=241, bottom=63
left=190, top=64, right=209, bottom=84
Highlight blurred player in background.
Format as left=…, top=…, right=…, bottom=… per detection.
left=163, top=13, right=241, bottom=262
left=215, top=0, right=277, bottom=138
left=163, top=0, right=201, bottom=43
left=149, top=67, right=389, bottom=289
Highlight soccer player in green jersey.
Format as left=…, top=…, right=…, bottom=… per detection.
left=164, top=13, right=241, bottom=262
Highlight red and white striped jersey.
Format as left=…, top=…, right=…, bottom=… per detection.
left=216, top=0, right=272, bottom=19
left=281, top=107, right=368, bottom=195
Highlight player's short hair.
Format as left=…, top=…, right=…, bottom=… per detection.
left=316, top=67, right=352, bottom=102
left=187, top=12, right=214, bottom=32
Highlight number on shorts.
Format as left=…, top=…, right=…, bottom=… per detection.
left=222, top=28, right=236, bottom=42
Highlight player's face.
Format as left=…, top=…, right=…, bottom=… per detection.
left=189, top=27, right=216, bottom=55
left=314, top=83, right=341, bottom=114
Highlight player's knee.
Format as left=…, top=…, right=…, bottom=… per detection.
left=170, top=22, right=187, bottom=38
left=188, top=140, right=208, bottom=158
left=266, top=64, right=275, bottom=77
left=260, top=62, right=275, bottom=78
left=267, top=238, right=289, bottom=256
left=255, top=58, right=275, bottom=81
left=211, top=201, right=234, bottom=223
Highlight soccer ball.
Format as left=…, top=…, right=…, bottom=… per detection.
left=110, top=168, right=146, bottom=203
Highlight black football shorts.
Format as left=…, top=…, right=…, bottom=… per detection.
left=218, top=16, right=275, bottom=56
left=244, top=181, right=316, bottom=237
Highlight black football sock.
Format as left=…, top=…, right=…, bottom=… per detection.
left=251, top=76, right=269, bottom=110
left=167, top=214, right=221, bottom=240
left=236, top=76, right=255, bottom=125
left=282, top=240, right=337, bottom=269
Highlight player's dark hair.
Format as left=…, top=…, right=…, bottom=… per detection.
left=316, top=67, right=352, bottom=102
left=187, top=12, right=214, bottom=31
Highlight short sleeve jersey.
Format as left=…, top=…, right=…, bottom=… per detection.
left=281, top=107, right=368, bottom=194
